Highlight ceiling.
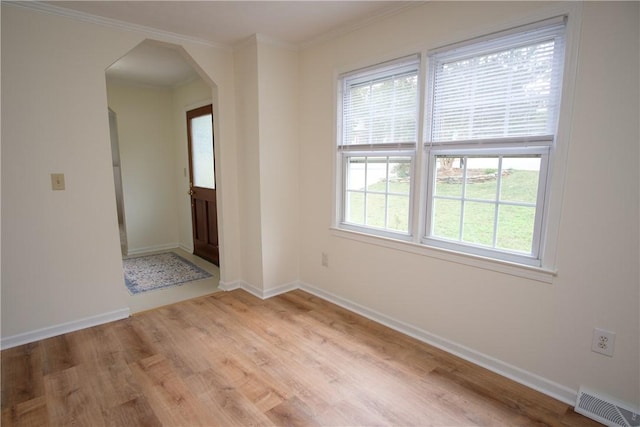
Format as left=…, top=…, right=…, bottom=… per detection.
left=47, top=1, right=411, bottom=47
left=106, top=41, right=201, bottom=87
left=44, top=1, right=414, bottom=87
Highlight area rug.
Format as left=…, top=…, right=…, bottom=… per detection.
left=123, top=252, right=212, bottom=295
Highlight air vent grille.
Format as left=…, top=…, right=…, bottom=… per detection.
left=575, top=387, right=639, bottom=427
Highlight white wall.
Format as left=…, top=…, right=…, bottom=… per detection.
left=107, top=81, right=178, bottom=253
left=233, top=37, right=265, bottom=289
left=1, top=4, right=241, bottom=341
left=1, top=6, right=134, bottom=338
left=1, top=0, right=638, bottom=408
left=229, top=36, right=301, bottom=293
left=257, top=39, right=300, bottom=291
left=297, top=1, right=639, bottom=405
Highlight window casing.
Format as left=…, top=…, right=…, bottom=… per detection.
left=338, top=56, right=420, bottom=240
left=336, top=17, right=567, bottom=267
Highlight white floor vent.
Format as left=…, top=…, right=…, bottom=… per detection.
left=575, top=387, right=639, bottom=427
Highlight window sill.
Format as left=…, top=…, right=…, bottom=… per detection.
left=329, top=227, right=557, bottom=284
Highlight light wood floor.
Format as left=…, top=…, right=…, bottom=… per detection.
left=2, top=289, right=600, bottom=426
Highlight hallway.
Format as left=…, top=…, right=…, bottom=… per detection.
left=124, top=248, right=220, bottom=313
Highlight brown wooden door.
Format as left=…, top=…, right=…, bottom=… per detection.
left=187, top=105, right=219, bottom=265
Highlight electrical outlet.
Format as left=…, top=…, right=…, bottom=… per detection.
left=51, top=173, right=65, bottom=191
left=591, top=328, right=616, bottom=357
left=321, top=252, right=328, bottom=267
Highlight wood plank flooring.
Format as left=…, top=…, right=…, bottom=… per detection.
left=2, top=289, right=601, bottom=426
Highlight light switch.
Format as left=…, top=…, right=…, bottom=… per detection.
left=51, top=173, right=65, bottom=190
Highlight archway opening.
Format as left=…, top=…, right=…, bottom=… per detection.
left=105, top=39, right=221, bottom=311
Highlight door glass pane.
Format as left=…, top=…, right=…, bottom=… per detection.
left=191, top=114, right=215, bottom=189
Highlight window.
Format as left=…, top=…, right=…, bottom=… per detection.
left=426, top=149, right=549, bottom=264
left=337, top=18, right=567, bottom=267
left=338, top=57, right=419, bottom=238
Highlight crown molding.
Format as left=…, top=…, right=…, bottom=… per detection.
left=4, top=1, right=231, bottom=51
left=5, top=1, right=427, bottom=53
left=232, top=33, right=299, bottom=53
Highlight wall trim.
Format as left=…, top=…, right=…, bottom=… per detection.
left=218, top=279, right=245, bottom=292
left=5, top=1, right=228, bottom=50
left=178, top=243, right=194, bottom=254
left=330, top=228, right=556, bottom=284
left=3, top=274, right=578, bottom=404
left=295, top=281, right=577, bottom=406
left=263, top=281, right=300, bottom=299
left=218, top=279, right=299, bottom=300
left=217, top=279, right=577, bottom=404
left=126, top=243, right=180, bottom=256
left=1, top=308, right=130, bottom=350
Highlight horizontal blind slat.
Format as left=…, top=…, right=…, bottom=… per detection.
left=343, top=66, right=419, bottom=147
left=429, top=24, right=565, bottom=143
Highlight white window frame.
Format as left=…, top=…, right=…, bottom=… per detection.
left=423, top=145, right=550, bottom=266
left=421, top=17, right=565, bottom=267
left=337, top=56, right=421, bottom=241
left=333, top=7, right=582, bottom=282
left=340, top=152, right=415, bottom=240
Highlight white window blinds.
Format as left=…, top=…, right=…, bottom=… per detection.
left=429, top=20, right=566, bottom=143
left=342, top=58, right=419, bottom=148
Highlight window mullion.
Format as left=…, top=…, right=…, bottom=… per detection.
left=492, top=156, right=503, bottom=248
left=414, top=52, right=429, bottom=243
left=363, top=156, right=369, bottom=226
left=384, top=157, right=390, bottom=229
left=459, top=157, right=468, bottom=241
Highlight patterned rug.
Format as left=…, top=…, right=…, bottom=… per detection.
left=123, top=252, right=212, bottom=295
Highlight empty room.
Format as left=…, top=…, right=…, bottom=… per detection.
left=1, top=1, right=638, bottom=425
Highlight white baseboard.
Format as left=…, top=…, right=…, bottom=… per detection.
left=126, top=243, right=180, bottom=256
left=296, top=281, right=577, bottom=406
left=263, top=281, right=300, bottom=299
left=218, top=279, right=299, bottom=300
left=218, top=279, right=577, bottom=403
left=178, top=243, right=194, bottom=253
left=218, top=279, right=243, bottom=292
left=1, top=308, right=131, bottom=350
left=5, top=277, right=577, bottom=405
